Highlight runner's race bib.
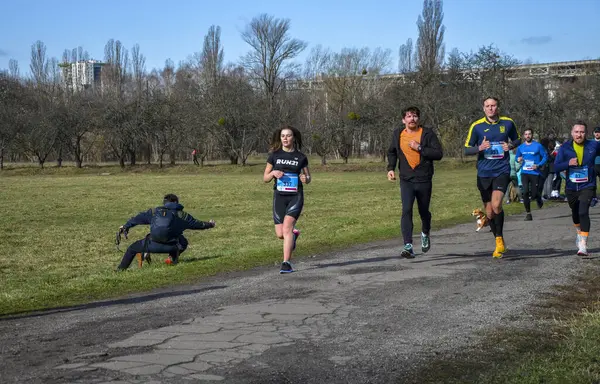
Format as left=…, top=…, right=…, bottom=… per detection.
left=276, top=173, right=299, bottom=192
left=523, top=160, right=535, bottom=171
left=569, top=166, right=589, bottom=183
left=484, top=142, right=505, bottom=160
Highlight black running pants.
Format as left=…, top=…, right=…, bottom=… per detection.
left=400, top=179, right=432, bottom=245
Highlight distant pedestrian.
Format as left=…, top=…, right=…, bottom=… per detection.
left=192, top=149, right=200, bottom=166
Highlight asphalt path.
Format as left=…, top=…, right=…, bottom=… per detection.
left=0, top=203, right=595, bottom=384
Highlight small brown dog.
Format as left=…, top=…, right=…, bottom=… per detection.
left=472, top=208, right=489, bottom=232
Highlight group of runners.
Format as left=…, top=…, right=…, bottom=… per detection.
left=399, top=96, right=598, bottom=259
left=115, top=96, right=600, bottom=272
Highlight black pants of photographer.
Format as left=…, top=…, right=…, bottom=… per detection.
left=118, top=235, right=188, bottom=270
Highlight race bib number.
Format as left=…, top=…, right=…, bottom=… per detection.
left=276, top=173, right=299, bottom=192
left=484, top=142, right=504, bottom=160
left=523, top=160, right=535, bottom=171
left=569, top=166, right=589, bottom=183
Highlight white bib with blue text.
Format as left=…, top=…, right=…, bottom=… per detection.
left=523, top=160, right=535, bottom=171
left=569, top=166, right=589, bottom=183
left=484, top=142, right=504, bottom=160
left=276, top=173, right=299, bottom=192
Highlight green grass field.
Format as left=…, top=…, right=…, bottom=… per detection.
left=2, top=159, right=600, bottom=383
left=0, top=159, right=492, bottom=316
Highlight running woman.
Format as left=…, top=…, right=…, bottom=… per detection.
left=263, top=126, right=311, bottom=273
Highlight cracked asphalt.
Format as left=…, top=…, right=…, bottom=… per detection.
left=0, top=203, right=596, bottom=383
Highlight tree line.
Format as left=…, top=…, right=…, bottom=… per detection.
left=1, top=0, right=599, bottom=169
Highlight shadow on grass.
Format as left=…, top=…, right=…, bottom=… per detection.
left=178, top=255, right=221, bottom=263
left=0, top=285, right=227, bottom=321
left=145, top=255, right=222, bottom=264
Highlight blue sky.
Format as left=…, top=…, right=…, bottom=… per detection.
left=1, top=0, right=599, bottom=75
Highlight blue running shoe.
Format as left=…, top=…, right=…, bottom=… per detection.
left=280, top=261, right=294, bottom=274
left=401, top=243, right=415, bottom=259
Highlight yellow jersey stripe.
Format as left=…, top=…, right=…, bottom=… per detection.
left=464, top=117, right=487, bottom=147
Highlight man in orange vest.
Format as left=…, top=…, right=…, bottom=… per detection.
left=387, top=106, right=444, bottom=258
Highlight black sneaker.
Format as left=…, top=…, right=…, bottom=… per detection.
left=280, top=261, right=294, bottom=274
left=401, top=244, right=415, bottom=259
left=537, top=199, right=544, bottom=209
left=525, top=213, right=533, bottom=221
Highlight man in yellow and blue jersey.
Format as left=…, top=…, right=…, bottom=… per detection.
left=464, top=97, right=521, bottom=258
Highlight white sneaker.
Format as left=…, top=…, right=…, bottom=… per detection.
left=577, top=236, right=588, bottom=256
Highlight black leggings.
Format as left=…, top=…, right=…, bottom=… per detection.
left=400, top=179, right=432, bottom=245
left=566, top=188, right=595, bottom=232
left=521, top=173, right=540, bottom=212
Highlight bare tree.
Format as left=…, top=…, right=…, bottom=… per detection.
left=241, top=14, right=307, bottom=102
left=160, top=59, right=176, bottom=97
left=415, top=0, right=445, bottom=73
left=57, top=93, right=99, bottom=168
left=17, top=86, right=57, bottom=168
left=145, top=92, right=182, bottom=167
left=200, top=25, right=224, bottom=87
left=127, top=43, right=148, bottom=165
left=131, top=43, right=146, bottom=96
left=103, top=39, right=129, bottom=97
left=398, top=38, right=414, bottom=73
left=303, top=45, right=331, bottom=79
left=30, top=40, right=49, bottom=84
left=8, top=59, right=19, bottom=79
left=0, top=76, right=23, bottom=169
left=463, top=45, right=520, bottom=99
left=205, top=65, right=261, bottom=165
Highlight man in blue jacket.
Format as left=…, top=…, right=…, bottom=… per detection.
left=554, top=121, right=600, bottom=256
left=516, top=128, right=548, bottom=221
left=116, top=194, right=216, bottom=270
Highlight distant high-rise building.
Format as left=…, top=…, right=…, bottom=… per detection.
left=59, top=60, right=104, bottom=91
